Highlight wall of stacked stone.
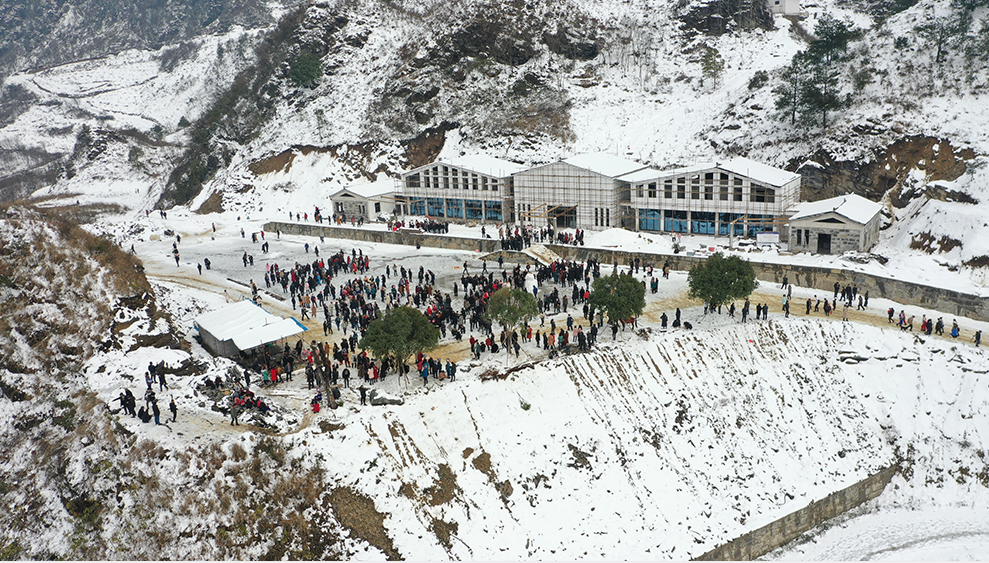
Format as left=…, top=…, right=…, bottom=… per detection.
left=692, top=465, right=898, bottom=561
left=543, top=244, right=989, bottom=321
left=264, top=222, right=989, bottom=320
left=264, top=222, right=501, bottom=253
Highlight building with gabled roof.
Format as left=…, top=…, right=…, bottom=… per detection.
left=623, top=157, right=801, bottom=237
left=329, top=178, right=399, bottom=222
left=787, top=193, right=883, bottom=254
left=513, top=152, right=649, bottom=230
left=400, top=155, right=527, bottom=224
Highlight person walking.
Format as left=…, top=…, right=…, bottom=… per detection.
left=842, top=303, right=849, bottom=322
left=158, top=371, right=168, bottom=391
left=359, top=384, right=368, bottom=406
left=975, top=330, right=982, bottom=347
left=169, top=398, right=177, bottom=422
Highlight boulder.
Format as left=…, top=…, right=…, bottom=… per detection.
left=369, top=389, right=404, bottom=406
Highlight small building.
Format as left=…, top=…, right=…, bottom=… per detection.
left=624, top=157, right=801, bottom=237
left=514, top=153, right=649, bottom=230
left=195, top=300, right=307, bottom=359
left=768, top=0, right=801, bottom=15
left=400, top=155, right=528, bottom=223
left=329, top=178, right=399, bottom=223
left=787, top=194, right=883, bottom=255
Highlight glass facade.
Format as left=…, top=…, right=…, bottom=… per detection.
left=427, top=198, right=445, bottom=217
left=445, top=198, right=463, bottom=218
left=639, top=209, right=661, bottom=231
left=691, top=211, right=716, bottom=235
left=718, top=213, right=745, bottom=236
left=484, top=200, right=502, bottom=221
left=664, top=210, right=688, bottom=232
left=465, top=199, right=483, bottom=220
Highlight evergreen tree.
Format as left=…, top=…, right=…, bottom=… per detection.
left=588, top=272, right=646, bottom=331
left=701, top=47, right=725, bottom=88
left=773, top=15, right=857, bottom=129
left=773, top=51, right=811, bottom=125
left=359, top=307, right=438, bottom=375
left=687, top=253, right=757, bottom=309
left=288, top=52, right=322, bottom=87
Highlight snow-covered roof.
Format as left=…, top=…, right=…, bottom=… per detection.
left=718, top=157, right=800, bottom=187
left=789, top=194, right=883, bottom=225
left=331, top=178, right=397, bottom=199
left=618, top=162, right=714, bottom=183
left=562, top=152, right=649, bottom=178
left=448, top=154, right=528, bottom=178
left=195, top=300, right=306, bottom=351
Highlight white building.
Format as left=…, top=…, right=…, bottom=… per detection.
left=513, top=153, right=649, bottom=230
left=623, top=157, right=801, bottom=237
left=399, top=155, right=528, bottom=223
left=329, top=178, right=400, bottom=222
left=768, top=0, right=801, bottom=15
left=787, top=194, right=883, bottom=254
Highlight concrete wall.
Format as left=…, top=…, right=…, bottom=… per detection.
left=264, top=222, right=502, bottom=253
left=264, top=222, right=989, bottom=320
left=543, top=244, right=989, bottom=321
left=693, top=465, right=898, bottom=561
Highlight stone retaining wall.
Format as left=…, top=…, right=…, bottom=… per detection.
left=264, top=222, right=989, bottom=320
left=542, top=244, right=989, bottom=321
left=693, top=465, right=899, bottom=561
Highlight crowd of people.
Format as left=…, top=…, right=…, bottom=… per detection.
left=126, top=206, right=987, bottom=432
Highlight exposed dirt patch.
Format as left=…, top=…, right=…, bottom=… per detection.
left=909, top=232, right=963, bottom=254
left=479, top=360, right=536, bottom=381
left=461, top=447, right=474, bottom=459
left=317, top=420, right=345, bottom=434
left=423, top=463, right=459, bottom=506
left=248, top=149, right=296, bottom=176
left=328, top=487, right=401, bottom=560
left=963, top=255, right=989, bottom=268
left=402, top=122, right=457, bottom=169
left=430, top=517, right=459, bottom=550
left=472, top=451, right=493, bottom=476
left=194, top=191, right=224, bottom=214
left=795, top=135, right=975, bottom=203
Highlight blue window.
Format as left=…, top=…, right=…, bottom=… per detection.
left=410, top=200, right=426, bottom=216
left=639, top=209, right=661, bottom=231
left=664, top=210, right=688, bottom=233
left=445, top=198, right=463, bottom=219
left=427, top=198, right=445, bottom=218
left=465, top=199, right=483, bottom=220
left=691, top=211, right=716, bottom=235
left=484, top=200, right=502, bottom=221
left=747, top=214, right=773, bottom=238
left=718, top=213, right=745, bottom=236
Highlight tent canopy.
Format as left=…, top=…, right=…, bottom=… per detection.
left=195, top=300, right=306, bottom=353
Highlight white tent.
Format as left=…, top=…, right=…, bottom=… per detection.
left=195, top=300, right=306, bottom=358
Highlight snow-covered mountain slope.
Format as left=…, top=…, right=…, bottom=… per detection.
left=3, top=200, right=989, bottom=558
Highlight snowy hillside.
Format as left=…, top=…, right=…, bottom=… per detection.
left=3, top=202, right=988, bottom=558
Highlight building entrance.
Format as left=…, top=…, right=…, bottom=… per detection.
left=817, top=233, right=832, bottom=254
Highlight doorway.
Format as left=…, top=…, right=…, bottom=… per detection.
left=817, top=233, right=832, bottom=254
